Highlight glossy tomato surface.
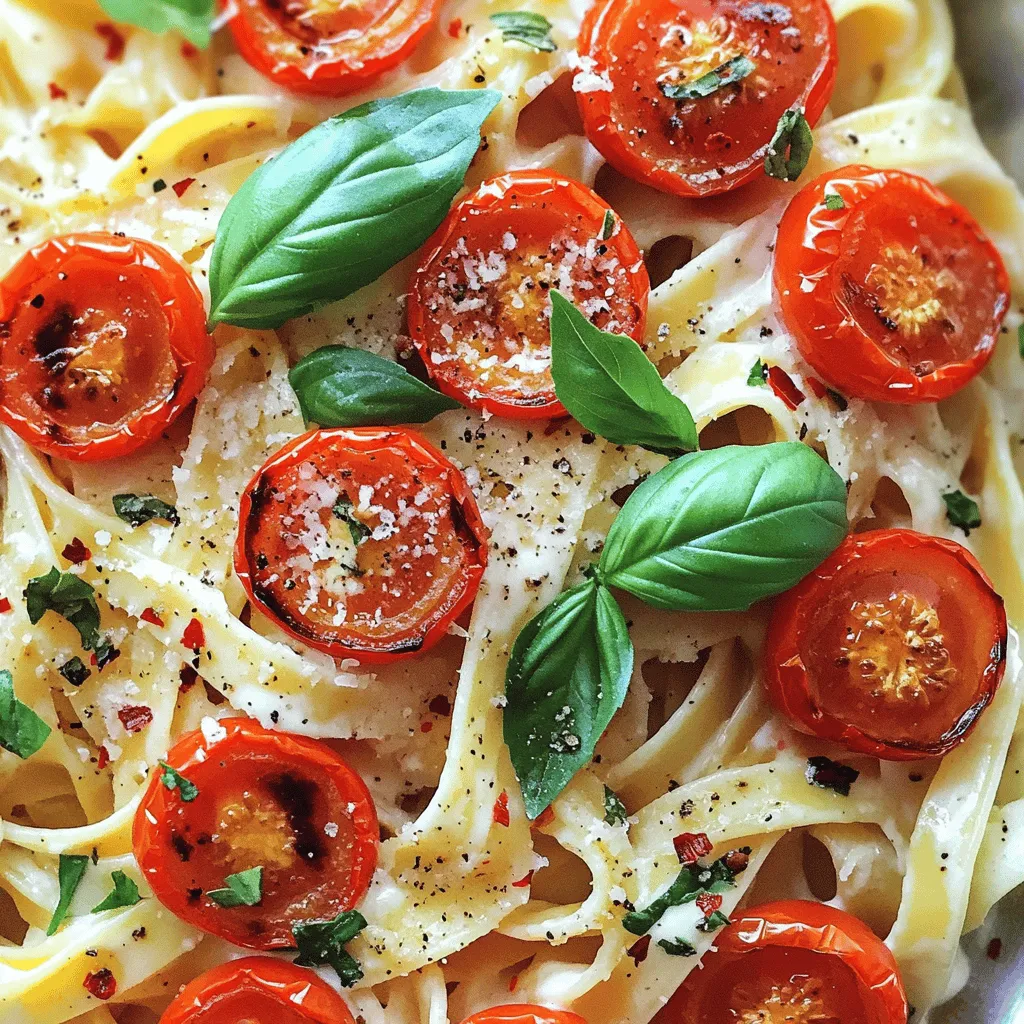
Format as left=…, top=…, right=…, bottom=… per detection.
left=774, top=165, right=1010, bottom=403
left=657, top=901, right=907, bottom=1024
left=134, top=718, right=378, bottom=949
left=225, top=0, right=442, bottom=95
left=236, top=427, right=488, bottom=663
left=0, top=233, right=212, bottom=461
left=461, top=1006, right=588, bottom=1024
left=576, top=0, right=836, bottom=196
left=764, top=530, right=1007, bottom=759
left=159, top=958, right=356, bottom=1024
left=408, top=170, right=649, bottom=419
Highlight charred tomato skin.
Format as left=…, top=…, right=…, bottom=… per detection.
left=774, top=165, right=1010, bottom=403
left=407, top=170, right=649, bottom=419
left=134, top=718, right=378, bottom=949
left=235, top=427, right=488, bottom=664
left=158, top=957, right=357, bottom=1024
left=764, top=529, right=1007, bottom=760
left=224, top=0, right=443, bottom=96
left=576, top=0, right=837, bottom=197
left=0, top=233, right=212, bottom=462
left=658, top=900, right=907, bottom=1024
left=460, top=1007, right=589, bottom=1024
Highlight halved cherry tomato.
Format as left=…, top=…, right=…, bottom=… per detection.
left=764, top=530, right=1007, bottom=760
left=576, top=0, right=837, bottom=197
left=408, top=171, right=648, bottom=419
left=235, top=427, right=487, bottom=662
left=224, top=0, right=442, bottom=95
left=0, top=233, right=212, bottom=461
left=133, top=718, right=378, bottom=949
left=160, top=958, right=356, bottom=1024
left=774, top=166, right=1010, bottom=403
left=461, top=1006, right=588, bottom=1024
left=657, top=900, right=907, bottom=1024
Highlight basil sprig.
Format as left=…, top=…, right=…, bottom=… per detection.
left=0, top=670, right=50, bottom=759
left=209, top=88, right=499, bottom=329
left=98, top=0, right=213, bottom=48
left=504, top=577, right=633, bottom=819
left=490, top=11, right=556, bottom=51
left=293, top=910, right=367, bottom=987
left=661, top=55, right=755, bottom=100
left=765, top=109, right=813, bottom=181
left=549, top=291, right=697, bottom=456
left=597, top=443, right=848, bottom=611
left=289, top=346, right=460, bottom=428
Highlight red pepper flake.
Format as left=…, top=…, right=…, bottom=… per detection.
left=182, top=617, right=205, bottom=650
left=84, top=968, right=116, bottom=1000
left=511, top=871, right=534, bottom=888
left=0, top=598, right=10, bottom=614
left=179, top=665, right=198, bottom=692
left=806, top=377, right=828, bottom=399
left=627, top=934, right=651, bottom=965
left=695, top=891, right=722, bottom=918
left=673, top=832, right=713, bottom=865
left=171, top=177, right=196, bottom=198
left=531, top=806, right=555, bottom=829
left=448, top=17, right=463, bottom=37
left=95, top=23, right=125, bottom=62
left=508, top=974, right=519, bottom=993
left=767, top=366, right=805, bottom=410
left=62, top=538, right=91, bottom=564
left=420, top=720, right=433, bottom=733
left=777, top=739, right=787, bottom=751
left=140, top=607, right=164, bottom=628
left=118, top=705, right=153, bottom=734
left=48, top=82, right=68, bottom=100
left=181, top=41, right=198, bottom=59
left=493, top=790, right=510, bottom=827
left=987, top=937, right=1003, bottom=960
left=97, top=745, right=110, bottom=769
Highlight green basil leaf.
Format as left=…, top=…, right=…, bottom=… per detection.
left=92, top=870, right=141, bottom=912
left=825, top=192, right=845, bottom=211
left=747, top=358, right=768, bottom=387
left=598, top=443, right=848, bottom=611
left=293, top=910, right=367, bottom=987
left=549, top=291, right=697, bottom=456
left=59, top=657, right=91, bottom=688
left=208, top=866, right=262, bottom=908
left=47, top=854, right=89, bottom=935
left=603, top=785, right=627, bottom=826
left=661, top=55, right=755, bottom=100
left=25, top=567, right=105, bottom=651
left=765, top=109, right=813, bottom=182
left=159, top=760, right=199, bottom=802
left=599, top=209, right=616, bottom=241
left=0, top=669, right=50, bottom=759
left=504, top=577, right=633, bottom=819
left=942, top=489, right=981, bottom=535
left=289, top=345, right=460, bottom=428
left=209, top=87, right=500, bottom=329
left=490, top=11, right=556, bottom=51
left=113, top=494, right=180, bottom=527
left=98, top=0, right=213, bottom=48
left=658, top=936, right=697, bottom=956
left=696, top=909, right=731, bottom=932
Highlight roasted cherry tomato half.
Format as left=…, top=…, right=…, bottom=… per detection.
left=408, top=170, right=649, bottom=419
left=224, top=0, right=442, bottom=95
left=0, top=233, right=212, bottom=462
left=576, top=0, right=837, bottom=197
left=160, top=957, right=356, bottom=1024
left=461, top=1006, right=588, bottom=1024
left=236, top=427, right=488, bottom=663
left=656, top=900, right=907, bottom=1024
left=764, top=530, right=1007, bottom=760
left=134, top=717, right=378, bottom=949
left=774, top=166, right=1010, bottom=403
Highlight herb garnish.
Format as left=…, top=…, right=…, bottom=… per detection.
left=604, top=785, right=628, bottom=826
left=59, top=657, right=91, bottom=687
left=825, top=192, right=845, bottom=210
left=47, top=854, right=89, bottom=935
left=489, top=11, right=556, bottom=51
left=765, top=109, right=813, bottom=181
left=658, top=936, right=697, bottom=956
left=942, top=489, right=981, bottom=535
left=599, top=209, right=616, bottom=241
left=0, top=669, right=50, bottom=759
left=208, top=866, right=262, bottom=908
left=159, top=760, right=199, bottom=802
left=696, top=909, right=731, bottom=932
left=333, top=496, right=372, bottom=548
left=293, top=910, right=368, bottom=987
left=747, top=358, right=768, bottom=387
left=660, top=55, right=755, bottom=100
left=98, top=0, right=213, bottom=48
left=113, top=494, right=180, bottom=527
left=806, top=755, right=860, bottom=796
left=92, top=870, right=142, bottom=912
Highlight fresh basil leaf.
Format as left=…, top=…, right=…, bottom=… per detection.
left=504, top=577, right=633, bottom=819
left=942, top=489, right=981, bottom=535
left=598, top=443, right=848, bottom=611
left=805, top=755, right=859, bottom=797
left=0, top=669, right=50, bottom=759
left=113, top=494, right=180, bottom=527
left=25, top=567, right=103, bottom=651
left=293, top=909, right=367, bottom=987
left=661, top=55, right=755, bottom=100
left=604, top=785, right=627, bottom=826
left=490, top=11, right=556, bottom=51
left=332, top=496, right=372, bottom=546
left=765, top=109, right=813, bottom=181
left=47, top=854, right=89, bottom=935
left=209, top=88, right=500, bottom=329
left=658, top=936, right=697, bottom=956
left=98, top=0, right=213, bottom=48
left=208, top=866, right=262, bottom=908
left=59, top=657, right=91, bottom=687
left=747, top=358, right=768, bottom=387
left=825, top=192, right=845, bottom=210
left=92, top=870, right=141, bottom=912
left=159, top=760, right=199, bottom=802
left=549, top=291, right=697, bottom=456
left=290, top=346, right=461, bottom=428
left=696, top=909, right=731, bottom=932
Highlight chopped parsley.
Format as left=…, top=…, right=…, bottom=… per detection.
left=47, top=853, right=89, bottom=935
left=0, top=669, right=51, bottom=759
left=208, top=866, right=262, bottom=908
left=603, top=785, right=627, bottom=826
left=293, top=909, right=367, bottom=987
left=942, top=489, right=981, bottom=535
left=661, top=55, right=755, bottom=101
left=489, top=11, right=556, bottom=52
left=159, top=760, right=199, bottom=802
left=806, top=755, right=860, bottom=796
left=747, top=358, right=768, bottom=387
left=112, top=493, right=180, bottom=527
left=825, top=192, right=845, bottom=210
left=92, top=870, right=141, bottom=912
left=765, top=109, right=813, bottom=182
